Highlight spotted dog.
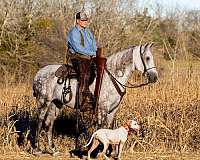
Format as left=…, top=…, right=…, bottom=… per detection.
left=84, top=119, right=140, bottom=160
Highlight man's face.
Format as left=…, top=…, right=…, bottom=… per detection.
left=77, top=19, right=88, bottom=28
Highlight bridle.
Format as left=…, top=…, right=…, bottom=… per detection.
left=106, top=45, right=156, bottom=89
left=139, top=44, right=157, bottom=76
left=106, top=45, right=156, bottom=114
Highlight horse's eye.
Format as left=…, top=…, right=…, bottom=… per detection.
left=146, top=57, right=150, bottom=61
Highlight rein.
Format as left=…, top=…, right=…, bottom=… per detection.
left=106, top=45, right=156, bottom=114
left=106, top=66, right=150, bottom=114
left=105, top=67, right=150, bottom=89
left=106, top=67, right=150, bottom=114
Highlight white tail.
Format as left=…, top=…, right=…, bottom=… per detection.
left=84, top=132, right=97, bottom=147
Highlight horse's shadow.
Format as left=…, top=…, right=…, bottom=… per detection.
left=9, top=106, right=87, bottom=145
left=8, top=106, right=103, bottom=158
left=8, top=106, right=37, bottom=148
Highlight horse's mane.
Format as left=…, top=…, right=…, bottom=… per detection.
left=107, top=46, right=136, bottom=58
left=107, top=46, right=136, bottom=71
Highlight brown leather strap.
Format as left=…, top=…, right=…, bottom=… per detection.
left=105, top=68, right=126, bottom=97
left=70, top=53, right=91, bottom=60
left=106, top=67, right=126, bottom=114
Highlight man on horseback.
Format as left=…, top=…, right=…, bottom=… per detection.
left=67, top=11, right=97, bottom=109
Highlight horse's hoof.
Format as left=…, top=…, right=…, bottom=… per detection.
left=52, top=151, right=60, bottom=156
left=69, top=149, right=83, bottom=158
left=104, top=155, right=110, bottom=160
left=69, top=150, right=76, bottom=158
left=32, top=149, right=42, bottom=155
left=46, top=147, right=59, bottom=155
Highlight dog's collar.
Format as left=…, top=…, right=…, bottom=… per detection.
left=123, top=124, right=132, bottom=135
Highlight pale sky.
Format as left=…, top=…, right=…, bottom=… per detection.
left=138, top=0, right=200, bottom=11
left=158, top=0, right=200, bottom=9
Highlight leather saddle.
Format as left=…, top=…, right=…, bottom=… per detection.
left=55, top=64, right=77, bottom=80
left=55, top=64, right=97, bottom=111
left=55, top=64, right=96, bottom=86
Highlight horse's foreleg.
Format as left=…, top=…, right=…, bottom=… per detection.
left=45, top=102, right=59, bottom=154
left=107, top=110, right=117, bottom=129
left=34, top=100, right=49, bottom=153
left=97, top=106, right=108, bottom=129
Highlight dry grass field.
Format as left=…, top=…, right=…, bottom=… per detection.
left=0, top=59, right=200, bottom=160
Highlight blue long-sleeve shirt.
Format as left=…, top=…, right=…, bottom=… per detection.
left=67, top=25, right=97, bottom=56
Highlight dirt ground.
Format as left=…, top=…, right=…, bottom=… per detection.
left=0, top=151, right=199, bottom=160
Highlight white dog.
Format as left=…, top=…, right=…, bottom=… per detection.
left=84, top=119, right=140, bottom=160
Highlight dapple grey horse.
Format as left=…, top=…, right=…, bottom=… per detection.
left=32, top=43, right=158, bottom=153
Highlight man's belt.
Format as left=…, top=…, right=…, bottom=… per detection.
left=70, top=53, right=92, bottom=60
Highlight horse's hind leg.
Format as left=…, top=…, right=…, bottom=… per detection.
left=34, top=100, right=49, bottom=154
left=45, top=101, right=60, bottom=154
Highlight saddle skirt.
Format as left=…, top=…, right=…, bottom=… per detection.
left=55, top=64, right=77, bottom=79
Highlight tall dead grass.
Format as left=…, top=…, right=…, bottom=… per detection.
left=117, top=60, right=200, bottom=152
left=0, top=59, right=199, bottom=154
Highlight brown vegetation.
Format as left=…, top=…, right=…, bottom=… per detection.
left=0, top=59, right=199, bottom=158
left=0, top=0, right=200, bottom=79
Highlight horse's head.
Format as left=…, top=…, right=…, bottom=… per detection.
left=134, top=43, right=158, bottom=83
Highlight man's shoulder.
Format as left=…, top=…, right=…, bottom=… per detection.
left=69, top=26, right=79, bottom=34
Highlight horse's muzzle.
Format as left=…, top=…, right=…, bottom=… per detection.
left=147, top=71, right=158, bottom=83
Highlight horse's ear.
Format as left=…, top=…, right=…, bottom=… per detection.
left=144, top=43, right=149, bottom=49
left=149, top=42, right=154, bottom=48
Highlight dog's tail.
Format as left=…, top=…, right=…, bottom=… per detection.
left=84, top=132, right=97, bottom=148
